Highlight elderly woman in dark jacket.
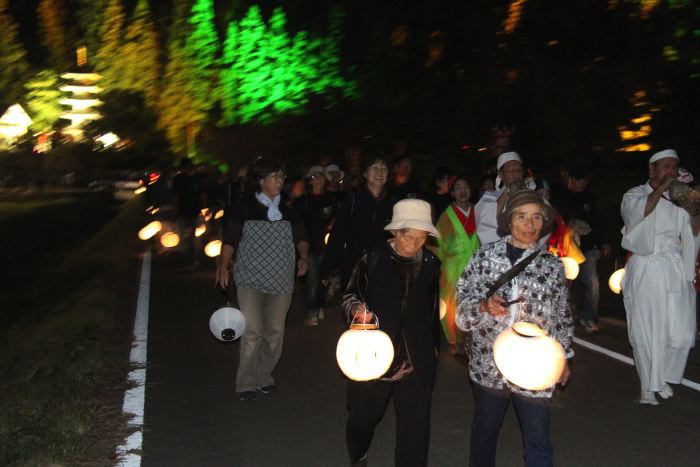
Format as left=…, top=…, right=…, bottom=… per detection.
left=456, top=189, right=573, bottom=467
left=216, top=160, right=309, bottom=402
left=342, top=199, right=441, bottom=467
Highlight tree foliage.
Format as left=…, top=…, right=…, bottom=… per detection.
left=24, top=69, right=64, bottom=132
left=37, top=0, right=71, bottom=70
left=217, top=6, right=356, bottom=126
left=0, top=0, right=30, bottom=108
left=94, top=0, right=126, bottom=90
left=120, top=0, right=160, bottom=106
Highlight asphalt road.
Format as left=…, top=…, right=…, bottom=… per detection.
left=141, top=253, right=700, bottom=466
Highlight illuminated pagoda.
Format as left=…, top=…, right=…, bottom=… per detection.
left=59, top=47, right=102, bottom=140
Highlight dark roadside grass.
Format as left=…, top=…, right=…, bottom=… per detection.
left=0, top=193, right=147, bottom=466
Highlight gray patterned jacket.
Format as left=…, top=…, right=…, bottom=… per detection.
left=456, top=236, right=574, bottom=398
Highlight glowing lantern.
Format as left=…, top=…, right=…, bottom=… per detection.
left=336, top=314, right=394, bottom=381
left=493, top=321, right=566, bottom=391
left=209, top=306, right=246, bottom=341
left=138, top=221, right=162, bottom=240
left=214, top=210, right=224, bottom=220
left=205, top=240, right=222, bottom=257
left=195, top=224, right=207, bottom=237
left=560, top=256, right=579, bottom=280
left=134, top=186, right=147, bottom=195
left=324, top=232, right=330, bottom=245
left=439, top=298, right=447, bottom=320
left=609, top=268, right=625, bottom=294
left=160, top=232, right=180, bottom=248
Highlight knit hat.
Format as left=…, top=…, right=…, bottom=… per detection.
left=497, top=189, right=557, bottom=238
left=384, top=199, right=439, bottom=237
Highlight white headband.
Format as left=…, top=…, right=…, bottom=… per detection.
left=649, top=149, right=678, bottom=164
left=497, top=151, right=522, bottom=170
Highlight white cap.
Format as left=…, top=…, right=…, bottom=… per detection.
left=306, top=165, right=327, bottom=179
left=648, top=149, right=678, bottom=164
left=384, top=199, right=439, bottom=237
left=497, top=151, right=522, bottom=170
left=324, top=164, right=345, bottom=179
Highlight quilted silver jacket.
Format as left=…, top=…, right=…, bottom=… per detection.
left=456, top=236, right=574, bottom=398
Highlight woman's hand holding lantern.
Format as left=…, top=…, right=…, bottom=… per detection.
left=352, top=303, right=375, bottom=324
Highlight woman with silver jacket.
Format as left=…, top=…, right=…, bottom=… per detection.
left=456, top=189, right=574, bottom=467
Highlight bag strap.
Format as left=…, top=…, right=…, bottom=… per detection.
left=486, top=250, right=539, bottom=298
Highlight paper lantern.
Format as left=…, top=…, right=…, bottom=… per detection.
left=493, top=321, right=566, bottom=391
left=160, top=231, right=180, bottom=248
left=138, top=221, right=162, bottom=240
left=214, top=210, right=224, bottom=219
left=608, top=268, right=625, bottom=294
left=336, top=316, right=394, bottom=381
left=133, top=186, right=147, bottom=195
left=439, top=298, right=447, bottom=320
left=205, top=239, right=222, bottom=257
left=324, top=232, right=330, bottom=245
left=560, top=256, right=579, bottom=280
left=195, top=224, right=206, bottom=237
left=209, top=306, right=246, bottom=341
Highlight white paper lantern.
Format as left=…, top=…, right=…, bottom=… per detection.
left=493, top=321, right=566, bottom=391
left=160, top=231, right=180, bottom=248
left=195, top=224, right=206, bottom=237
left=560, top=256, right=579, bottom=280
left=209, top=306, right=246, bottom=341
left=205, top=239, right=222, bottom=257
left=336, top=316, right=394, bottom=381
left=138, top=221, right=162, bottom=240
left=608, top=268, right=625, bottom=294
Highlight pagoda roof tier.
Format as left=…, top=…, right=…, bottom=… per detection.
left=60, top=85, right=102, bottom=94
left=61, top=72, right=101, bottom=82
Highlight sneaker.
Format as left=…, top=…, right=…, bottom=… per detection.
left=239, top=391, right=257, bottom=401
left=659, top=383, right=674, bottom=399
left=303, top=317, right=319, bottom=327
left=578, top=319, right=599, bottom=333
left=256, top=385, right=276, bottom=394
left=639, top=391, right=659, bottom=405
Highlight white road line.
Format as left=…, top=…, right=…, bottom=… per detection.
left=573, top=336, right=700, bottom=392
left=116, top=250, right=152, bottom=467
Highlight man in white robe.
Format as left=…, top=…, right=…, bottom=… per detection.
left=476, top=152, right=550, bottom=247
left=620, top=149, right=700, bottom=405
left=475, top=152, right=524, bottom=245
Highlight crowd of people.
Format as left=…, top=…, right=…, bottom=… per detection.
left=150, top=144, right=698, bottom=466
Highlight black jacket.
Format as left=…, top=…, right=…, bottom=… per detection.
left=343, top=242, right=441, bottom=385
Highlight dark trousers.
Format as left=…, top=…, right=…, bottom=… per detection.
left=470, top=383, right=553, bottom=467
left=346, top=375, right=432, bottom=467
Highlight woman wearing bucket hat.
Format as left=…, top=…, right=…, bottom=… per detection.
left=456, top=189, right=573, bottom=467
left=342, top=199, right=442, bottom=467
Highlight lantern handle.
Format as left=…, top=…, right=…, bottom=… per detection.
left=217, top=285, right=232, bottom=306
left=350, top=309, right=380, bottom=330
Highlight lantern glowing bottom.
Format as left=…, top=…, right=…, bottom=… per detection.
left=336, top=325, right=395, bottom=381
left=609, top=268, right=625, bottom=294
left=209, top=306, right=246, bottom=342
left=493, top=322, right=565, bottom=391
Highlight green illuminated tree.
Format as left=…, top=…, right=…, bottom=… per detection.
left=37, top=0, right=71, bottom=70
left=217, top=5, right=356, bottom=126
left=24, top=69, right=64, bottom=132
left=219, top=20, right=240, bottom=125
left=95, top=0, right=126, bottom=90
left=0, top=0, right=30, bottom=107
left=182, top=0, right=219, bottom=114
left=120, top=0, right=160, bottom=106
